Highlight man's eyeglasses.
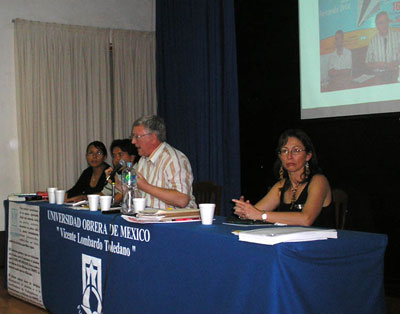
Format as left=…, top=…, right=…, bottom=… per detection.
left=87, top=151, right=104, bottom=157
left=130, top=133, right=152, bottom=140
left=279, top=147, right=306, bottom=156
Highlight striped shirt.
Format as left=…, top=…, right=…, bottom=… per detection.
left=366, top=29, right=400, bottom=64
left=135, top=142, right=197, bottom=209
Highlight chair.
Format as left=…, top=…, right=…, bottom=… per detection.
left=332, top=188, right=349, bottom=229
left=193, top=181, right=222, bottom=216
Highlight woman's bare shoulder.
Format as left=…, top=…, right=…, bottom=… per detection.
left=308, top=174, right=331, bottom=195
left=309, top=174, right=329, bottom=185
left=270, top=180, right=285, bottom=191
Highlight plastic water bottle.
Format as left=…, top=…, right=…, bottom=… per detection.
left=121, top=162, right=138, bottom=214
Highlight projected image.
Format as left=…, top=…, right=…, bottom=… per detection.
left=319, top=0, right=400, bottom=92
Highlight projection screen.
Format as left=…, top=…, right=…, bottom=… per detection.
left=300, top=0, right=400, bottom=119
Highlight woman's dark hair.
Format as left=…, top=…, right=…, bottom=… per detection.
left=273, top=129, right=321, bottom=191
left=110, top=139, right=139, bottom=161
left=86, top=141, right=107, bottom=157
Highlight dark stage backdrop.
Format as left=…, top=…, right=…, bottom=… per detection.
left=235, top=0, right=400, bottom=287
left=156, top=0, right=241, bottom=215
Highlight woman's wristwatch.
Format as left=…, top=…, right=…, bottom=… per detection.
left=261, top=212, right=268, bottom=222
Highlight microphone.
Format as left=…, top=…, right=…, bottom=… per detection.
left=105, top=159, right=126, bottom=183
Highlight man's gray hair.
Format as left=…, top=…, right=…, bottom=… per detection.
left=133, top=115, right=166, bottom=142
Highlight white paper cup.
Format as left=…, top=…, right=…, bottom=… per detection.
left=199, top=203, right=215, bottom=225
left=88, top=194, right=100, bottom=211
left=133, top=198, right=146, bottom=213
left=100, top=195, right=112, bottom=211
left=47, top=187, right=58, bottom=204
left=55, top=190, right=65, bottom=205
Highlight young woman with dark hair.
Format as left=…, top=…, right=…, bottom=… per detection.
left=65, top=141, right=110, bottom=202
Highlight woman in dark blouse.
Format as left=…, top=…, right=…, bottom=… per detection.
left=65, top=141, right=110, bottom=202
left=233, top=129, right=334, bottom=227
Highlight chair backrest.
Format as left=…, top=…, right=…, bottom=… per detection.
left=332, top=188, right=349, bottom=229
left=193, top=181, right=222, bottom=216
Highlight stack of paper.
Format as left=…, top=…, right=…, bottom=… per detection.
left=237, top=227, right=337, bottom=245
left=352, top=74, right=375, bottom=83
left=123, top=208, right=201, bottom=223
left=8, top=193, right=44, bottom=201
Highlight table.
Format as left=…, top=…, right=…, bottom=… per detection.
left=4, top=201, right=387, bottom=314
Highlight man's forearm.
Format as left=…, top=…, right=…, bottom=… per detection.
left=140, top=183, right=190, bottom=208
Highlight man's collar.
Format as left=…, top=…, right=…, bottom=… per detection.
left=146, top=142, right=166, bottom=164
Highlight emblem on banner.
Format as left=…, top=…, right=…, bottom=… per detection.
left=78, top=254, right=102, bottom=314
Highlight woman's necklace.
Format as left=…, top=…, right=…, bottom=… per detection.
left=91, top=167, right=104, bottom=186
left=90, top=174, right=99, bottom=186
left=290, top=183, right=299, bottom=209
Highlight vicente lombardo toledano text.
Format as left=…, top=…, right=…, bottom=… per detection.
left=47, top=209, right=151, bottom=257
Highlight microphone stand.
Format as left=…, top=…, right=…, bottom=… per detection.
left=111, top=181, right=116, bottom=206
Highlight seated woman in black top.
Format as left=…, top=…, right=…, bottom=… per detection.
left=65, top=141, right=110, bottom=203
left=233, top=129, right=334, bottom=227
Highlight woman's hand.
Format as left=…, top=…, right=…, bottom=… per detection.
left=232, top=196, right=262, bottom=220
left=104, top=167, right=113, bottom=183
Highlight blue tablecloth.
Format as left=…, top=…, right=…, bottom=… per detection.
left=5, top=201, right=387, bottom=314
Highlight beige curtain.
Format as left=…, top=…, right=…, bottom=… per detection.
left=14, top=19, right=112, bottom=192
left=112, top=29, right=157, bottom=138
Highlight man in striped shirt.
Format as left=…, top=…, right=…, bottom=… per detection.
left=366, top=11, right=400, bottom=83
left=130, top=115, right=197, bottom=209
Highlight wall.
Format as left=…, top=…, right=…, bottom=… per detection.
left=0, top=0, right=155, bottom=230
